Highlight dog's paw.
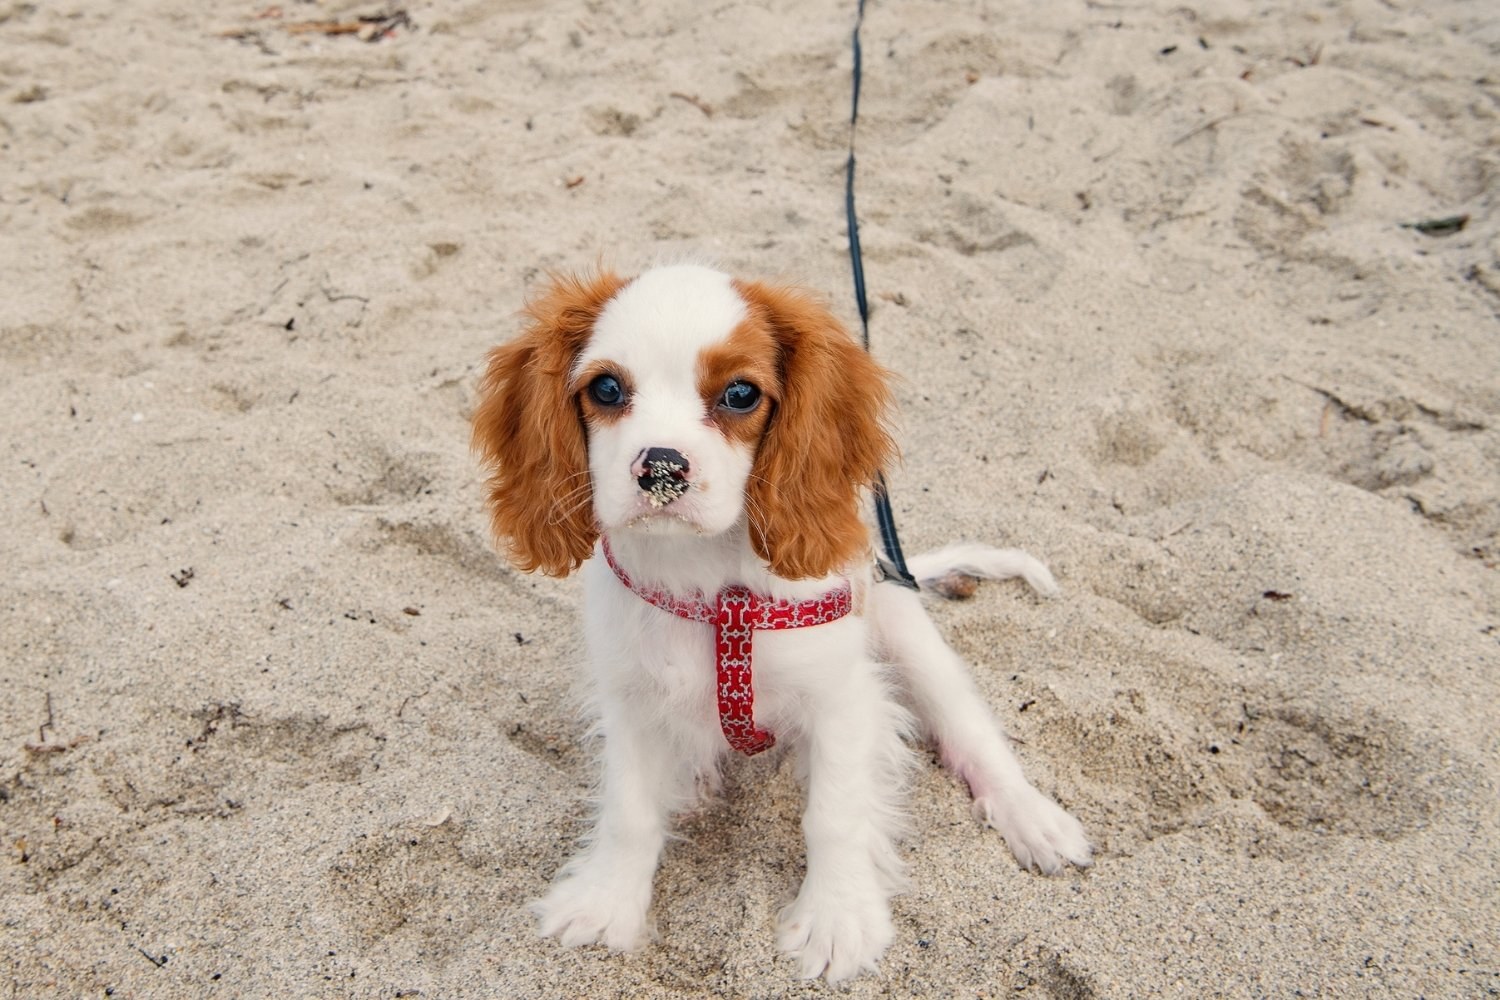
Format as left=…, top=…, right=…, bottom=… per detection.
left=532, top=872, right=651, bottom=951
left=776, top=882, right=894, bottom=982
left=974, top=781, right=1092, bottom=874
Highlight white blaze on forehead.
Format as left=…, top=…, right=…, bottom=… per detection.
left=574, top=265, right=748, bottom=378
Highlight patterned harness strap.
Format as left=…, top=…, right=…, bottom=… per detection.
left=600, top=538, right=853, bottom=755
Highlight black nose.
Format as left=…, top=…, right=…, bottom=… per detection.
left=637, top=447, right=691, bottom=507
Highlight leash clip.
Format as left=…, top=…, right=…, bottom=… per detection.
left=873, top=552, right=920, bottom=591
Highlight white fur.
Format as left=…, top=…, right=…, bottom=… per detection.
left=530, top=265, right=1090, bottom=982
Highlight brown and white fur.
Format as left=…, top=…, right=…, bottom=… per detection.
left=472, top=264, right=1090, bottom=982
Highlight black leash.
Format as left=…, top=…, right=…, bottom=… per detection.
left=846, top=0, right=919, bottom=591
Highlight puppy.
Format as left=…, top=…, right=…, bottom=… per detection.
left=472, top=264, right=1090, bottom=982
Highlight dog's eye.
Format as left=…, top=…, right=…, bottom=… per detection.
left=587, top=374, right=626, bottom=407
left=718, top=380, right=761, bottom=414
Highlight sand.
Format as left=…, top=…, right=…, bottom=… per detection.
left=2, top=0, right=1497, bottom=996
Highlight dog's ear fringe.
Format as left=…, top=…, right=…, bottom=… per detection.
left=471, top=269, right=628, bottom=577
left=733, top=279, right=897, bottom=580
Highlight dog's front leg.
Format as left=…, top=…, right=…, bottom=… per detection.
left=776, top=661, right=909, bottom=982
left=532, top=703, right=685, bottom=952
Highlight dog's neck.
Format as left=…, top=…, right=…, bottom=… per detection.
left=598, top=521, right=840, bottom=603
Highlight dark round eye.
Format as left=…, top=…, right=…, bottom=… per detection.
left=587, top=374, right=626, bottom=407
left=719, top=380, right=762, bottom=413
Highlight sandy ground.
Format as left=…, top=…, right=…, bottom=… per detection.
left=2, top=0, right=1498, bottom=996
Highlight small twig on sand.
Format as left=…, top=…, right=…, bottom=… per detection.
left=1172, top=110, right=1254, bottom=146
left=286, top=10, right=413, bottom=43
left=669, top=92, right=714, bottom=117
left=38, top=692, right=54, bottom=744
left=397, top=687, right=431, bottom=720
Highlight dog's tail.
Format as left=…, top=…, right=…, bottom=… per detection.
left=905, top=542, right=1059, bottom=600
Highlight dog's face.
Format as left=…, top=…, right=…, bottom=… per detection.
left=472, top=264, right=894, bottom=580
left=573, top=267, right=775, bottom=542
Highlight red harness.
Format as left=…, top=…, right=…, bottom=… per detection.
left=601, top=538, right=852, bottom=756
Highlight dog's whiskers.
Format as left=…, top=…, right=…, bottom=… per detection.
left=543, top=475, right=593, bottom=527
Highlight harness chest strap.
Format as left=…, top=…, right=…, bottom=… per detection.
left=600, top=539, right=853, bottom=756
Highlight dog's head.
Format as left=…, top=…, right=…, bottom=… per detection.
left=472, top=264, right=895, bottom=580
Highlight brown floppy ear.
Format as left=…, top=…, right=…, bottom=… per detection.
left=471, top=270, right=627, bottom=577
left=733, top=280, right=897, bottom=580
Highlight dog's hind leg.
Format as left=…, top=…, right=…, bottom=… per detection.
left=870, top=548, right=1091, bottom=873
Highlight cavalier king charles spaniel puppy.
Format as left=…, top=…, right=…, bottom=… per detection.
left=472, top=264, right=1090, bottom=982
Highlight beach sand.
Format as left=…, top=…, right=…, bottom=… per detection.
left=2, top=0, right=1497, bottom=996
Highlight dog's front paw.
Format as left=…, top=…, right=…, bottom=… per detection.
left=532, top=872, right=651, bottom=952
left=974, top=781, right=1092, bottom=874
left=776, top=882, right=894, bottom=982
